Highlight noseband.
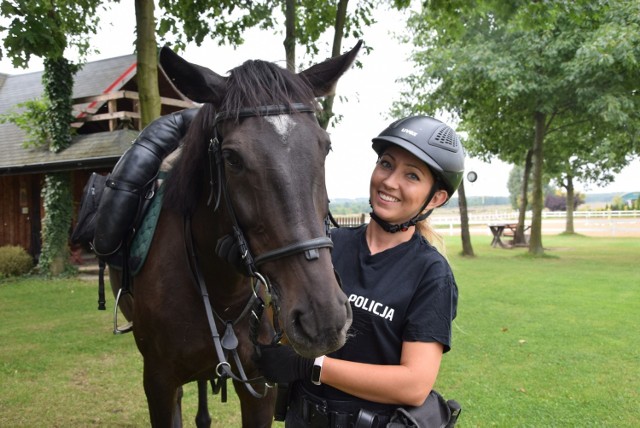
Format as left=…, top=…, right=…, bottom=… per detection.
left=184, top=103, right=335, bottom=400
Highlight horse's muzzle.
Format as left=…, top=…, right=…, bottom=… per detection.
left=283, top=294, right=353, bottom=359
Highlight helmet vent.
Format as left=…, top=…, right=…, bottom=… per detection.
left=430, top=127, right=459, bottom=152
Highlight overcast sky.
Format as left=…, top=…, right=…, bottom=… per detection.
left=1, top=2, right=637, bottom=199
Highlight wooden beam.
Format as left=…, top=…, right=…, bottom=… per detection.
left=73, top=91, right=194, bottom=109
left=73, top=111, right=141, bottom=123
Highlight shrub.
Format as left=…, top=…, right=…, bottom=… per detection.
left=0, top=245, right=34, bottom=278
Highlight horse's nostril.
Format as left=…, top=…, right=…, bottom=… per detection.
left=291, top=310, right=303, bottom=329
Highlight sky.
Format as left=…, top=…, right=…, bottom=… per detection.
left=1, top=2, right=638, bottom=200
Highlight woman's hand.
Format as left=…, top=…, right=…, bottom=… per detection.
left=254, top=344, right=314, bottom=384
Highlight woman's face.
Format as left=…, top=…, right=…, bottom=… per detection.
left=369, top=145, right=442, bottom=224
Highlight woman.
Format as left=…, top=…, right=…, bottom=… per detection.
left=256, top=115, right=465, bottom=427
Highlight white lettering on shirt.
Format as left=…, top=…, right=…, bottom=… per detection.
left=348, top=294, right=395, bottom=321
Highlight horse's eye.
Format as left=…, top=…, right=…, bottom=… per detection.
left=222, top=150, right=242, bottom=169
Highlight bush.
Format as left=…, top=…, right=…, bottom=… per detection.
left=0, top=245, right=33, bottom=278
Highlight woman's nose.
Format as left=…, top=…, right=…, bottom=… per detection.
left=382, top=171, right=400, bottom=189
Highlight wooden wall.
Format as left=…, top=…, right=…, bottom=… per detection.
left=0, top=174, right=43, bottom=258
left=0, top=170, right=100, bottom=259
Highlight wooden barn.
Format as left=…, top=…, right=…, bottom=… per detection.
left=0, top=54, right=194, bottom=260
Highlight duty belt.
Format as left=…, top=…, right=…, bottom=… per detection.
left=291, top=388, right=392, bottom=428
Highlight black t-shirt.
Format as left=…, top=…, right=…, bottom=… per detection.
left=304, top=225, right=458, bottom=406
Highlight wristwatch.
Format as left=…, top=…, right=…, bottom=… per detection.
left=311, top=355, right=325, bottom=385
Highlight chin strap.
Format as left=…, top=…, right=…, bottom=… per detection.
left=369, top=185, right=439, bottom=234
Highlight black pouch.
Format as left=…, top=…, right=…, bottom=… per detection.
left=71, top=172, right=108, bottom=245
left=387, top=390, right=461, bottom=428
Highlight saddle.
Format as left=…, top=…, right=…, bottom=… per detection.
left=73, top=155, right=177, bottom=273
left=71, top=109, right=196, bottom=326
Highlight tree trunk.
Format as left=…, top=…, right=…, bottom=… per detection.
left=318, top=0, right=349, bottom=130
left=284, top=0, right=296, bottom=72
left=457, top=180, right=475, bottom=257
left=528, top=112, right=545, bottom=255
left=565, top=175, right=575, bottom=234
left=515, top=149, right=533, bottom=245
left=135, top=0, right=161, bottom=127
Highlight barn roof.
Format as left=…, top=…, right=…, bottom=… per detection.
left=0, top=54, right=139, bottom=175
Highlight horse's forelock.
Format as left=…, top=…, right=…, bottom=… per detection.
left=222, top=60, right=318, bottom=116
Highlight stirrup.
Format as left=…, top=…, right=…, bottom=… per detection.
left=113, top=287, right=133, bottom=334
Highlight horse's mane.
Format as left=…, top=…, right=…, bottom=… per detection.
left=163, top=60, right=318, bottom=215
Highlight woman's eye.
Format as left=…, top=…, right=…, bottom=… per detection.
left=408, top=172, right=419, bottom=181
left=380, top=159, right=392, bottom=169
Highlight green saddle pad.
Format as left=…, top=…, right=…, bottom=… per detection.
left=129, top=182, right=165, bottom=276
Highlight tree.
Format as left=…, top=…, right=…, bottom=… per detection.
left=157, top=1, right=408, bottom=130
left=457, top=180, right=474, bottom=257
left=1, top=0, right=101, bottom=274
left=396, top=0, right=640, bottom=256
left=543, top=114, right=632, bottom=233
left=135, top=0, right=160, bottom=127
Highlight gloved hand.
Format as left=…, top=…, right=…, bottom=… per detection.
left=254, top=344, right=314, bottom=384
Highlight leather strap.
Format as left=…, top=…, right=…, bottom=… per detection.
left=184, top=216, right=269, bottom=399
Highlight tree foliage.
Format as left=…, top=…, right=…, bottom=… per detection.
left=0, top=99, right=50, bottom=148
left=396, top=0, right=640, bottom=255
left=0, top=0, right=101, bottom=67
left=156, top=0, right=383, bottom=57
left=545, top=191, right=584, bottom=212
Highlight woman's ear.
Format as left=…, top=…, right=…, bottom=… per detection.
left=428, top=189, right=450, bottom=209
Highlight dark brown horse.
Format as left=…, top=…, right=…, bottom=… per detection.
left=109, top=42, right=362, bottom=427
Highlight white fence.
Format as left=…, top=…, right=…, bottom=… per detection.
left=430, top=210, right=640, bottom=237
left=430, top=210, right=640, bottom=226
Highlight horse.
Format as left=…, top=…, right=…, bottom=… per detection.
left=109, top=41, right=362, bottom=427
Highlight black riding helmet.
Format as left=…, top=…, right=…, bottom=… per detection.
left=370, top=115, right=465, bottom=233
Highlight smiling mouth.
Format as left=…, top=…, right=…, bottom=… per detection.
left=378, top=192, right=400, bottom=203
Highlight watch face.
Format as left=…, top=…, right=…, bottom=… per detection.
left=312, top=364, right=322, bottom=385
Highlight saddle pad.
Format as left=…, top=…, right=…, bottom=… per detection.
left=129, top=182, right=165, bottom=276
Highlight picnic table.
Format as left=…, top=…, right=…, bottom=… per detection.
left=489, top=223, right=531, bottom=248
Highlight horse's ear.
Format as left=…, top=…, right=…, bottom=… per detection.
left=158, top=46, right=226, bottom=105
left=299, top=40, right=363, bottom=98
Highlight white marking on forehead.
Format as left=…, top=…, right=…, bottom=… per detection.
left=264, top=115, right=296, bottom=143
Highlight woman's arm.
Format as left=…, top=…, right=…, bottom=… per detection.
left=320, top=341, right=443, bottom=406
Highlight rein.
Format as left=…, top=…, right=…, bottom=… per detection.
left=185, top=103, right=334, bottom=400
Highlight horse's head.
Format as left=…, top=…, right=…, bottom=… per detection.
left=160, top=42, right=362, bottom=358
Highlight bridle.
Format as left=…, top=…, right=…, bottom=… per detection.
left=184, top=103, right=335, bottom=400
left=208, top=103, right=334, bottom=275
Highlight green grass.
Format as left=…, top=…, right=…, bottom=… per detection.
left=438, top=235, right=640, bottom=427
left=1, top=235, right=638, bottom=427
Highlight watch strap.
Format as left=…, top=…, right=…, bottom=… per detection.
left=311, top=355, right=325, bottom=385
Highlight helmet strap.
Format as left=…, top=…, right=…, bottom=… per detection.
left=369, top=184, right=440, bottom=234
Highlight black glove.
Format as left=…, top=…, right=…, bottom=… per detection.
left=254, top=344, right=314, bottom=384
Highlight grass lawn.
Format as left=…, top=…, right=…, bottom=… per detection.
left=1, top=234, right=638, bottom=427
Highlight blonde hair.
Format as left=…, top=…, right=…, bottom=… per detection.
left=416, top=216, right=447, bottom=257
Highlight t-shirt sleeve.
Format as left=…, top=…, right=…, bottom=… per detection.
left=402, top=262, right=458, bottom=353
